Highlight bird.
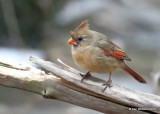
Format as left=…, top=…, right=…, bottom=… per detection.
left=67, top=20, right=147, bottom=92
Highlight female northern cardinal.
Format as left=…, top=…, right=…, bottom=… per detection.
left=67, top=20, right=146, bottom=92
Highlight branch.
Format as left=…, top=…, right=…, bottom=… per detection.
left=0, top=56, right=159, bottom=114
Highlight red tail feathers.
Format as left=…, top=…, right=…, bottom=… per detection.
left=122, top=65, right=147, bottom=83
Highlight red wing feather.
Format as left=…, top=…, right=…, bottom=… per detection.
left=113, top=50, right=131, bottom=61
left=113, top=50, right=125, bottom=58
left=100, top=47, right=131, bottom=61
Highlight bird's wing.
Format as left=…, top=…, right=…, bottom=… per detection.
left=96, top=38, right=131, bottom=61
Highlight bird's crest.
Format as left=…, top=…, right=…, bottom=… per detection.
left=70, top=20, right=89, bottom=38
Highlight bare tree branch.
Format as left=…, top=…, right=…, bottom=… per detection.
left=0, top=56, right=159, bottom=114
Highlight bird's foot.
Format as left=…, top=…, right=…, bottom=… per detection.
left=102, top=79, right=112, bottom=92
left=79, top=71, right=91, bottom=83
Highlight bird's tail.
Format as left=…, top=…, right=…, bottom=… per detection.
left=122, top=65, right=147, bottom=83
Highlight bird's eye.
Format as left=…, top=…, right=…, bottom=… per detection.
left=77, top=37, right=83, bottom=41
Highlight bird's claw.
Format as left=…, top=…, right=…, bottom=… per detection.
left=102, top=79, right=112, bottom=92
left=79, top=72, right=91, bottom=83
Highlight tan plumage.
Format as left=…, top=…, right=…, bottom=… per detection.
left=67, top=20, right=146, bottom=92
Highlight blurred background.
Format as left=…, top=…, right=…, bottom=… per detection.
left=0, top=0, right=160, bottom=114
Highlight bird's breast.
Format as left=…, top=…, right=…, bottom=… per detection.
left=71, top=46, right=124, bottom=73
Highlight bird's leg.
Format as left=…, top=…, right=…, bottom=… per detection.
left=79, top=71, right=91, bottom=83
left=102, top=72, right=112, bottom=92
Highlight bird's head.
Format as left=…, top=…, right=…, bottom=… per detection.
left=67, top=20, right=92, bottom=48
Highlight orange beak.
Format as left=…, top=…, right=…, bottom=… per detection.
left=67, top=38, right=77, bottom=45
